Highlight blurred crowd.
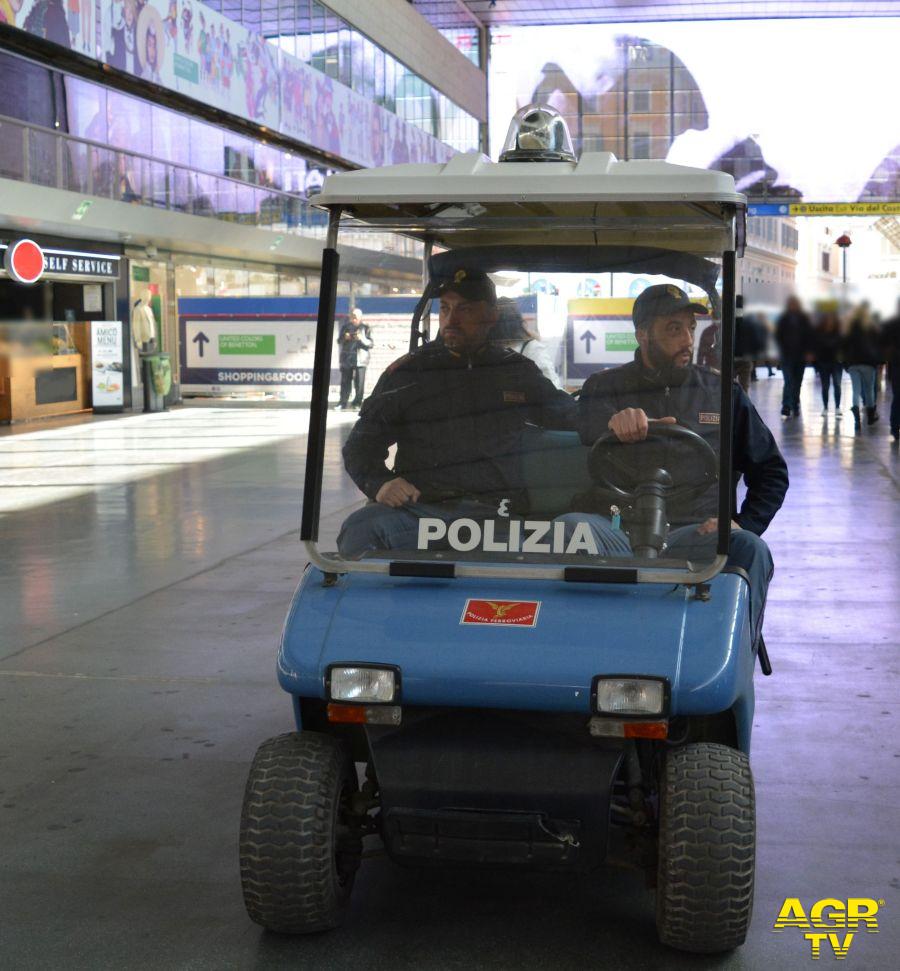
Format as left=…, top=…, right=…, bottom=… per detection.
left=700, top=295, right=900, bottom=442
left=770, top=295, right=900, bottom=441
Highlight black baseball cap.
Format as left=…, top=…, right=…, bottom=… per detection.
left=435, top=268, right=496, bottom=304
left=632, top=284, right=708, bottom=328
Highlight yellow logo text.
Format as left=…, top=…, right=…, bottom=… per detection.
left=773, top=898, right=882, bottom=960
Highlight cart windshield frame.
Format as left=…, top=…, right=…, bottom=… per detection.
left=301, top=202, right=741, bottom=586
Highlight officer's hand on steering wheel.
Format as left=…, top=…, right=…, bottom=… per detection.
left=589, top=418, right=718, bottom=503
left=376, top=477, right=421, bottom=507
left=608, top=408, right=677, bottom=443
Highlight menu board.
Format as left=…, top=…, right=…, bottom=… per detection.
left=90, top=320, right=125, bottom=410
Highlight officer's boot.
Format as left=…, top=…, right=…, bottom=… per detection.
left=866, top=406, right=879, bottom=426
left=851, top=405, right=861, bottom=429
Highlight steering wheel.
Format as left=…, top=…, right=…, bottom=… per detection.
left=588, top=422, right=718, bottom=504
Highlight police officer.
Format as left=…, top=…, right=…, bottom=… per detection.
left=561, top=283, right=788, bottom=645
left=338, top=269, right=577, bottom=558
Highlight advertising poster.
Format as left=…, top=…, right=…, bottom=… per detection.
left=101, top=0, right=176, bottom=87
left=172, top=1, right=280, bottom=130
left=7, top=0, right=97, bottom=59
left=90, top=320, right=125, bottom=410
left=7, top=0, right=455, bottom=171
left=98, top=0, right=280, bottom=130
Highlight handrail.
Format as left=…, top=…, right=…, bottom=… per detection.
left=0, top=114, right=421, bottom=259
left=0, top=113, right=305, bottom=204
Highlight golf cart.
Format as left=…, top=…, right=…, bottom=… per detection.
left=240, top=107, right=758, bottom=953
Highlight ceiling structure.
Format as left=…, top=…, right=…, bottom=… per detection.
left=412, top=1, right=900, bottom=28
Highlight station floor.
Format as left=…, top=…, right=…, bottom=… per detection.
left=1, top=373, right=898, bottom=970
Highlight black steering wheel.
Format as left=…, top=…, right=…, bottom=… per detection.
left=587, top=423, right=719, bottom=558
left=588, top=422, right=718, bottom=503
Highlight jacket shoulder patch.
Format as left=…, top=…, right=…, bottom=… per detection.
left=385, top=352, right=413, bottom=375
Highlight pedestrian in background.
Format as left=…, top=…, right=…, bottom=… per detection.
left=879, top=296, right=900, bottom=442
left=843, top=303, right=881, bottom=428
left=734, top=295, right=767, bottom=392
left=336, top=308, right=374, bottom=410
left=775, top=295, right=813, bottom=418
left=491, top=297, right=563, bottom=388
left=813, top=309, right=844, bottom=417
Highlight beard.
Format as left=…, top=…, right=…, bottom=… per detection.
left=645, top=334, right=690, bottom=387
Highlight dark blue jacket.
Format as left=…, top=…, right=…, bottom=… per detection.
left=343, top=341, right=577, bottom=507
left=578, top=353, right=788, bottom=535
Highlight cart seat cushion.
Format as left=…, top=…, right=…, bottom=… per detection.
left=519, top=427, right=592, bottom=517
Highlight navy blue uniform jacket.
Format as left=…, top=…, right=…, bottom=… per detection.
left=343, top=341, right=577, bottom=507
left=579, top=353, right=788, bottom=535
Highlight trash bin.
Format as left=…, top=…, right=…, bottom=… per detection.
left=140, top=353, right=172, bottom=413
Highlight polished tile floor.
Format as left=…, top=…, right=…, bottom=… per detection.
left=1, top=373, right=898, bottom=969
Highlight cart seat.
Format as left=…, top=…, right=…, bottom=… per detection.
left=520, top=427, right=592, bottom=517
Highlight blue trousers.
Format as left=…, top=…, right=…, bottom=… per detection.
left=337, top=499, right=500, bottom=559
left=781, top=360, right=806, bottom=413
left=554, top=513, right=773, bottom=645
left=848, top=364, right=876, bottom=409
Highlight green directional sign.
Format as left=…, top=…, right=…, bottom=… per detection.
left=605, top=332, right=638, bottom=352
left=174, top=54, right=200, bottom=84
left=219, top=334, right=276, bottom=355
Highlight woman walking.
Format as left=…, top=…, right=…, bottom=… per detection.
left=813, top=310, right=844, bottom=416
left=843, top=305, right=882, bottom=428
left=491, top=297, right=564, bottom=388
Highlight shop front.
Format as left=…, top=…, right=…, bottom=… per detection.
left=0, top=236, right=126, bottom=423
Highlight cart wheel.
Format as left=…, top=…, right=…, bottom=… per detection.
left=656, top=742, right=755, bottom=953
left=240, top=731, right=359, bottom=934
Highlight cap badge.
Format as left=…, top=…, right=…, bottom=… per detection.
left=454, top=269, right=467, bottom=283
left=666, top=285, right=682, bottom=298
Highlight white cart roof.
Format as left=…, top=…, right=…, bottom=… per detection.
left=317, top=151, right=745, bottom=254
left=319, top=150, right=743, bottom=207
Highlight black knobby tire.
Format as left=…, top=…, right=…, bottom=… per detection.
left=656, top=742, right=755, bottom=953
left=240, top=731, right=359, bottom=934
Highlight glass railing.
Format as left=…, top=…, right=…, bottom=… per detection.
left=0, top=116, right=422, bottom=261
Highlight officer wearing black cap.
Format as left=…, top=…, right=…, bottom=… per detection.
left=338, top=268, right=576, bottom=558
left=563, top=283, right=788, bottom=646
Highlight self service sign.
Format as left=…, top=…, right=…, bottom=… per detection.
left=1, top=240, right=120, bottom=283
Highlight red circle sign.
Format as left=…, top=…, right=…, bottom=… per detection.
left=4, top=239, right=45, bottom=285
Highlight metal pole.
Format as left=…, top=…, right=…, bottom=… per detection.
left=717, top=249, right=737, bottom=558
left=300, top=207, right=342, bottom=542
left=421, top=238, right=434, bottom=342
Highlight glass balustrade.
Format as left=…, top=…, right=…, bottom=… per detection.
left=0, top=115, right=420, bottom=259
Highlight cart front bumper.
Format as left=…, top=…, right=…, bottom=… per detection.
left=368, top=708, right=625, bottom=871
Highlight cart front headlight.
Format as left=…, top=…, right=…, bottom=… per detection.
left=327, top=665, right=399, bottom=704
left=593, top=677, right=668, bottom=716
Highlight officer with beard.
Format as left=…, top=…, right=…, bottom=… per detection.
left=564, top=284, right=788, bottom=647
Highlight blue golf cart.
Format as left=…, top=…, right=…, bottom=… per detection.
left=240, top=107, right=760, bottom=953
